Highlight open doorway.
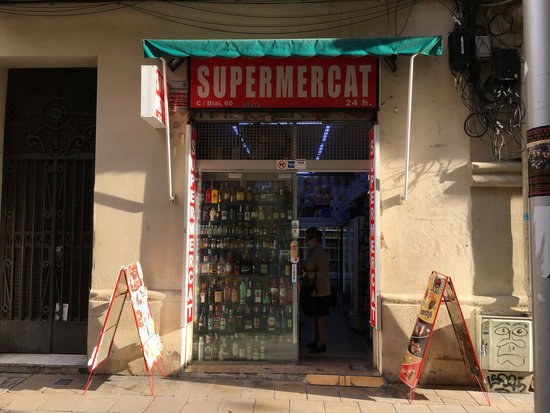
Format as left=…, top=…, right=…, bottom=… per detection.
left=297, top=172, right=372, bottom=365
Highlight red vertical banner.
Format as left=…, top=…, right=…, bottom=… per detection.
left=369, top=128, right=377, bottom=328
left=185, top=127, right=197, bottom=325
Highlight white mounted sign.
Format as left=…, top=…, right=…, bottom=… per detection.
left=141, top=65, right=166, bottom=129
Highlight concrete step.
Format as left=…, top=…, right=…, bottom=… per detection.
left=0, top=354, right=87, bottom=374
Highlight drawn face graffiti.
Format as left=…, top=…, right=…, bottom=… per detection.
left=494, top=322, right=528, bottom=368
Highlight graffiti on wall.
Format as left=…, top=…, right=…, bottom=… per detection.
left=486, top=372, right=530, bottom=393
left=493, top=322, right=529, bottom=369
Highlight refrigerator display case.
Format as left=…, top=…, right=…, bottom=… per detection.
left=192, top=172, right=298, bottom=363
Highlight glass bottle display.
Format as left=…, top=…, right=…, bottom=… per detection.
left=193, top=173, right=297, bottom=363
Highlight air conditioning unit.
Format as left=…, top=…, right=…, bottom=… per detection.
left=476, top=315, right=533, bottom=372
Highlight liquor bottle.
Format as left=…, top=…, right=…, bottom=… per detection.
left=253, top=306, right=260, bottom=330
left=235, top=305, right=244, bottom=331
left=223, top=279, right=232, bottom=305
left=241, top=251, right=251, bottom=275
left=268, top=307, right=276, bottom=332
left=220, top=305, right=227, bottom=332
left=237, top=205, right=244, bottom=222
left=198, top=336, right=205, bottom=361
left=254, top=282, right=262, bottom=304
left=274, top=308, right=281, bottom=332
left=239, top=279, right=247, bottom=305
left=221, top=205, right=228, bottom=222
left=239, top=336, right=247, bottom=360
left=202, top=206, right=210, bottom=223
left=232, top=333, right=240, bottom=358
left=270, top=279, right=279, bottom=304
left=213, top=304, right=221, bottom=331
left=246, top=186, right=253, bottom=203
left=225, top=253, right=233, bottom=276
left=209, top=206, right=217, bottom=222
left=237, top=186, right=245, bottom=202
left=251, top=205, right=258, bottom=221
left=262, top=282, right=270, bottom=305
left=246, top=281, right=253, bottom=306
left=214, top=281, right=222, bottom=303
left=234, top=254, right=241, bottom=276
left=205, top=184, right=212, bottom=204
left=198, top=307, right=207, bottom=332
left=244, top=306, right=253, bottom=331
left=261, top=306, right=268, bottom=330
left=200, top=283, right=207, bottom=305
left=219, top=336, right=231, bottom=361
left=260, top=338, right=266, bottom=360
left=286, top=305, right=293, bottom=332
left=260, top=253, right=269, bottom=275
left=207, top=304, right=214, bottom=331
left=209, top=255, right=218, bottom=277
left=212, top=333, right=219, bottom=361
left=279, top=277, right=286, bottom=303
left=207, top=280, right=215, bottom=305
left=244, top=205, right=251, bottom=221
left=231, top=280, right=239, bottom=304
left=204, top=335, right=212, bottom=361
left=218, top=255, right=225, bottom=278
left=258, top=206, right=265, bottom=221
left=229, top=205, right=236, bottom=222
left=224, top=183, right=231, bottom=203
left=227, top=309, right=236, bottom=334
left=273, top=206, right=279, bottom=220
left=230, top=184, right=237, bottom=203
left=211, top=184, right=219, bottom=204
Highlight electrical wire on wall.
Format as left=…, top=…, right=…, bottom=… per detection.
left=443, top=0, right=525, bottom=161
left=0, top=0, right=422, bottom=36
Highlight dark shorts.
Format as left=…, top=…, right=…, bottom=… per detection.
left=313, top=295, right=330, bottom=316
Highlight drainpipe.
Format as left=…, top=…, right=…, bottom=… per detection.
left=402, top=54, right=418, bottom=202
left=160, top=57, right=176, bottom=203
left=523, top=1, right=550, bottom=411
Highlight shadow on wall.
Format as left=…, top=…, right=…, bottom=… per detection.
left=470, top=187, right=516, bottom=296
left=382, top=300, right=478, bottom=386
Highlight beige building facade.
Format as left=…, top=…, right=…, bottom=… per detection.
left=0, top=0, right=528, bottom=384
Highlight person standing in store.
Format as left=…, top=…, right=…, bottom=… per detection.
left=301, top=227, right=331, bottom=353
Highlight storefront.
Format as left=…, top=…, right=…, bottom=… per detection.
left=142, top=37, right=441, bottom=367
left=0, top=1, right=529, bottom=384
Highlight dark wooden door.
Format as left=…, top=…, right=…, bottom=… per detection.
left=0, top=68, right=96, bottom=354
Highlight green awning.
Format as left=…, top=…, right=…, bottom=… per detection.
left=143, top=36, right=442, bottom=59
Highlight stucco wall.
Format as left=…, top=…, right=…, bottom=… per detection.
left=0, top=0, right=528, bottom=381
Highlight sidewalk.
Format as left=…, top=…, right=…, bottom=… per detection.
left=0, top=372, right=534, bottom=413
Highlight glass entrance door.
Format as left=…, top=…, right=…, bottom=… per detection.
left=192, top=171, right=298, bottom=363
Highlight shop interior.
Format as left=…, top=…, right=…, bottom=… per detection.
left=296, top=172, right=372, bottom=363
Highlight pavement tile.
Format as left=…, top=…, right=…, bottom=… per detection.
left=289, top=399, right=325, bottom=413
left=325, top=400, right=361, bottom=413
left=88, top=376, right=150, bottom=395
left=496, top=407, right=534, bottom=413
left=427, top=405, right=467, bottom=413
left=366, top=387, right=409, bottom=405
left=73, top=393, right=120, bottom=412
left=0, top=392, right=22, bottom=409
left=461, top=406, right=503, bottom=413
left=2, top=392, right=53, bottom=411
left=467, top=391, right=510, bottom=407
left=180, top=397, right=221, bottom=413
left=275, top=382, right=307, bottom=400
left=253, top=398, right=289, bottom=413
left=241, top=380, right=275, bottom=400
left=393, top=405, right=432, bottom=412
left=358, top=401, right=397, bottom=412
left=306, top=385, right=340, bottom=401
left=338, top=387, right=376, bottom=402
left=405, top=389, right=443, bottom=405
left=207, top=381, right=244, bottom=399
left=0, top=376, right=29, bottom=395
left=145, top=395, right=189, bottom=413
left=432, top=389, right=478, bottom=405
left=35, top=394, right=84, bottom=411
left=217, top=397, right=255, bottom=413
left=109, top=395, right=154, bottom=412
left=500, top=393, right=534, bottom=408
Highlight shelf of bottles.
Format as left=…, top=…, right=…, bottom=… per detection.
left=193, top=172, right=298, bottom=363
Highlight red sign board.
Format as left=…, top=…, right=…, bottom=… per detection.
left=399, top=272, right=489, bottom=405
left=185, top=128, right=197, bottom=325
left=369, top=128, right=376, bottom=328
left=190, top=56, right=378, bottom=109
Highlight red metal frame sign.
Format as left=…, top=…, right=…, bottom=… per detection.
left=399, top=272, right=489, bottom=405
left=85, top=262, right=166, bottom=396
left=190, top=56, right=378, bottom=109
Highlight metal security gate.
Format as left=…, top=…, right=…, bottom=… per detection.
left=0, top=68, right=96, bottom=354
